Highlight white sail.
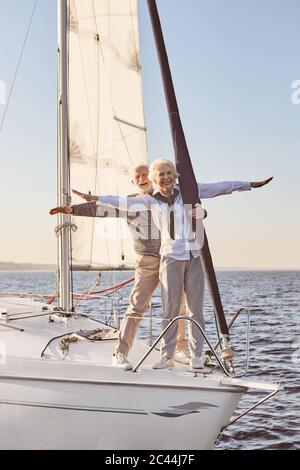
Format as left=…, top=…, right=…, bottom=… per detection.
left=67, top=0, right=148, bottom=269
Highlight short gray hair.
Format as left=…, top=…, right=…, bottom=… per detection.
left=148, top=158, right=179, bottom=183
left=130, top=164, right=149, bottom=177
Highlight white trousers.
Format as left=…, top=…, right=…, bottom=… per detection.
left=159, top=256, right=205, bottom=359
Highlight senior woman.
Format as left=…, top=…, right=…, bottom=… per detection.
left=147, top=159, right=207, bottom=369
left=93, top=158, right=265, bottom=369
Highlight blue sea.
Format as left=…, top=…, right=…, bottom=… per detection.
left=0, top=270, right=299, bottom=450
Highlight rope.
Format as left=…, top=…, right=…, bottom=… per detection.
left=46, top=276, right=134, bottom=304
left=81, top=277, right=134, bottom=295
left=73, top=271, right=102, bottom=309
left=0, top=0, right=39, bottom=134
left=55, top=222, right=78, bottom=237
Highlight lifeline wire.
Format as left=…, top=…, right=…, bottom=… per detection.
left=0, top=0, right=39, bottom=134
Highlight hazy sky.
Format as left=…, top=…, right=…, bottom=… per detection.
left=0, top=0, right=299, bottom=269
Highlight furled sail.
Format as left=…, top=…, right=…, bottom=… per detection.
left=67, top=0, right=148, bottom=269
left=147, top=0, right=231, bottom=342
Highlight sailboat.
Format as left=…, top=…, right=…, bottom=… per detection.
left=0, top=0, right=279, bottom=450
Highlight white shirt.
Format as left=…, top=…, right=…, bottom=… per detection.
left=99, top=181, right=251, bottom=261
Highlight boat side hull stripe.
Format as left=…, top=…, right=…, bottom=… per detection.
left=0, top=374, right=246, bottom=393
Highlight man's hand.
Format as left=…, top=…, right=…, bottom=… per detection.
left=188, top=203, right=207, bottom=220
left=49, top=206, right=73, bottom=215
left=250, top=177, right=273, bottom=188
left=72, top=189, right=98, bottom=201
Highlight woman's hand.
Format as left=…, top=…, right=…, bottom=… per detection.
left=188, top=203, right=207, bottom=220
left=49, top=206, right=73, bottom=215
left=250, top=177, right=273, bottom=188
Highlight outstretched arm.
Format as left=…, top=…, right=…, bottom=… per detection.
left=49, top=190, right=99, bottom=215
left=49, top=202, right=122, bottom=218
left=198, top=181, right=251, bottom=198
left=50, top=191, right=102, bottom=215
left=72, top=188, right=151, bottom=212
left=198, top=177, right=273, bottom=199
left=99, top=194, right=152, bottom=212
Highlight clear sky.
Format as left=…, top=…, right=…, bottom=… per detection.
left=0, top=0, right=299, bottom=269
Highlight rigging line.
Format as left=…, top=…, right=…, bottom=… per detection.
left=128, top=0, right=150, bottom=160
left=71, top=2, right=102, bottom=268
left=90, top=0, right=110, bottom=265
left=96, top=0, right=136, bottom=168
left=0, top=0, right=39, bottom=134
left=111, top=138, right=128, bottom=260
left=73, top=2, right=98, bottom=161
left=88, top=0, right=103, bottom=268
left=115, top=128, right=145, bottom=142
left=129, top=0, right=141, bottom=77
left=112, top=109, right=136, bottom=167
left=109, top=8, right=143, bottom=167
left=91, top=2, right=140, bottom=173
left=129, top=0, right=148, bottom=145
left=105, top=1, right=128, bottom=266
left=108, top=8, right=139, bottom=166
left=95, top=0, right=121, bottom=267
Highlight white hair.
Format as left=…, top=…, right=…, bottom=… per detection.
left=148, top=158, right=179, bottom=183
left=130, top=163, right=149, bottom=178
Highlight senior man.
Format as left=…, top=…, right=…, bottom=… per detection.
left=50, top=164, right=191, bottom=370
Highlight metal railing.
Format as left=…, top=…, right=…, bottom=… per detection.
left=133, top=307, right=251, bottom=377
left=133, top=315, right=231, bottom=375
left=211, top=307, right=251, bottom=377
left=220, top=386, right=281, bottom=433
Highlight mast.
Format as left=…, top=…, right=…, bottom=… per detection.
left=57, top=0, right=72, bottom=313
left=146, top=0, right=233, bottom=368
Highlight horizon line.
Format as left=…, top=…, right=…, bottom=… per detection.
left=0, top=262, right=299, bottom=272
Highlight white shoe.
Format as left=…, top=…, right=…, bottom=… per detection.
left=152, top=356, right=174, bottom=369
left=189, top=356, right=210, bottom=370
left=174, top=349, right=190, bottom=365
left=112, top=352, right=132, bottom=370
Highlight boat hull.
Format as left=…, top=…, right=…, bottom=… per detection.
left=0, top=298, right=257, bottom=450
left=0, top=373, right=244, bottom=450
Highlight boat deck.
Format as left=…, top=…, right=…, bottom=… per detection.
left=0, top=296, right=275, bottom=392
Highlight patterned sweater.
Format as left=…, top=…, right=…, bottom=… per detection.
left=72, top=198, right=161, bottom=257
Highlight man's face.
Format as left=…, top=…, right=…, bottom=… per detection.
left=156, top=164, right=175, bottom=195
left=132, top=166, right=152, bottom=194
